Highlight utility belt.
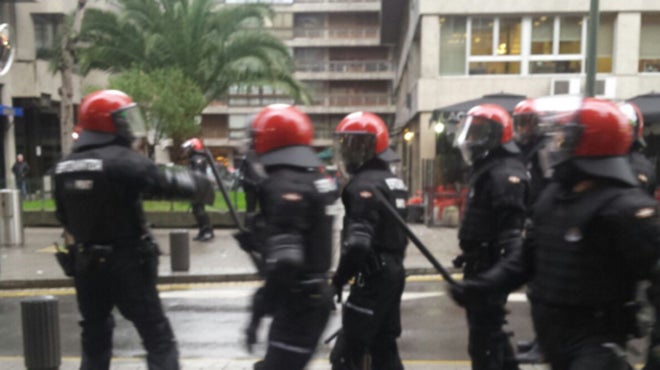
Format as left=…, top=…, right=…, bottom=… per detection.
left=456, top=240, right=499, bottom=275
left=56, top=235, right=159, bottom=277
left=532, top=299, right=648, bottom=339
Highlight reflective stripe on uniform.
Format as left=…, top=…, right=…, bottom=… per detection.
left=269, top=340, right=314, bottom=354
left=345, top=301, right=374, bottom=316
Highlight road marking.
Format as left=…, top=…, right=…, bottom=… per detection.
left=37, top=245, right=57, bottom=253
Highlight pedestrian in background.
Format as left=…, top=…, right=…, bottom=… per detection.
left=451, top=96, right=660, bottom=369
left=240, top=104, right=337, bottom=370
left=182, top=138, right=215, bottom=241
left=12, top=153, right=29, bottom=199
left=330, top=111, right=408, bottom=370
left=451, top=104, right=528, bottom=370
left=54, top=89, right=214, bottom=370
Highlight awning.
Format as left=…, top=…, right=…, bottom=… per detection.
left=430, top=93, right=527, bottom=125
left=626, top=92, right=660, bottom=124
left=0, top=104, right=23, bottom=117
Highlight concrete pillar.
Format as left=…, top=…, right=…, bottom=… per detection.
left=421, top=15, right=440, bottom=78
left=613, top=12, right=641, bottom=75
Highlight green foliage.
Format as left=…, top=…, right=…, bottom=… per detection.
left=109, top=67, right=206, bottom=144
left=22, top=191, right=247, bottom=212
left=78, top=0, right=309, bottom=103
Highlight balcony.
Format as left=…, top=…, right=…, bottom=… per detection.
left=288, top=27, right=380, bottom=46
left=296, top=60, right=395, bottom=80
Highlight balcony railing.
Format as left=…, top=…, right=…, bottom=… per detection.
left=293, top=27, right=379, bottom=39
left=309, top=93, right=391, bottom=106
left=296, top=60, right=394, bottom=73
left=217, top=0, right=377, bottom=3
left=224, top=93, right=390, bottom=107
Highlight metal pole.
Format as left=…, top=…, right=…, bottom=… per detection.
left=373, top=189, right=457, bottom=286
left=585, top=0, right=600, bottom=97
left=22, top=296, right=61, bottom=370
left=170, top=230, right=190, bottom=272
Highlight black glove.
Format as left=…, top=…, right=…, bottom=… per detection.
left=448, top=281, right=481, bottom=307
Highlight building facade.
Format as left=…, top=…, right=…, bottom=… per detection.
left=202, top=0, right=396, bottom=169
left=0, top=0, right=108, bottom=191
left=387, top=0, right=660, bottom=194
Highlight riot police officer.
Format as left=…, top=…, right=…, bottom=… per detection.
left=452, top=104, right=528, bottom=370
left=511, top=99, right=549, bottom=364
left=242, top=104, right=337, bottom=370
left=330, top=111, right=408, bottom=370
left=451, top=96, right=660, bottom=369
left=181, top=138, right=215, bottom=241
left=53, top=89, right=213, bottom=370
left=620, top=102, right=657, bottom=196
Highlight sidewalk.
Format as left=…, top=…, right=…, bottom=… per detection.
left=0, top=223, right=462, bottom=289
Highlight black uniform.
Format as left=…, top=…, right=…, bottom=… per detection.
left=519, top=142, right=548, bottom=206
left=189, top=151, right=213, bottom=239
left=458, top=171, right=660, bottom=369
left=457, top=148, right=528, bottom=370
left=630, top=151, right=657, bottom=196
left=330, top=159, right=408, bottom=370
left=251, top=166, right=337, bottom=370
left=54, top=143, right=211, bottom=370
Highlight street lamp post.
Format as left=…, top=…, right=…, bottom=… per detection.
left=585, top=0, right=600, bottom=97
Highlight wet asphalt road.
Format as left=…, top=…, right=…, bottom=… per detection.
left=0, top=278, right=648, bottom=369
left=0, top=278, right=535, bottom=362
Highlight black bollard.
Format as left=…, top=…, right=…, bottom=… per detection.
left=21, top=295, right=61, bottom=370
left=170, top=230, right=190, bottom=272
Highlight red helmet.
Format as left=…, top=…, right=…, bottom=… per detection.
left=251, top=104, right=321, bottom=167
left=75, top=89, right=146, bottom=149
left=619, top=102, right=646, bottom=148
left=454, top=104, right=515, bottom=165
left=334, top=111, right=398, bottom=176
left=536, top=96, right=635, bottom=184
left=182, top=137, right=204, bottom=154
left=513, top=99, right=540, bottom=146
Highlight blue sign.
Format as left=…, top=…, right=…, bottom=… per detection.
left=0, top=104, right=22, bottom=117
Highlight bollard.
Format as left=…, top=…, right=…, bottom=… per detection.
left=21, top=295, right=61, bottom=370
left=170, top=230, right=190, bottom=272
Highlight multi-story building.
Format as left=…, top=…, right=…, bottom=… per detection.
left=0, top=0, right=108, bottom=190
left=202, top=0, right=397, bottom=168
left=387, top=0, right=660, bottom=194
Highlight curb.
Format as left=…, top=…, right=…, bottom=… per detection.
left=0, top=267, right=459, bottom=290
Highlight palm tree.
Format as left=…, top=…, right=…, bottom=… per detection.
left=78, top=0, right=309, bottom=103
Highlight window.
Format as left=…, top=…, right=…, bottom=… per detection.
left=228, top=115, right=248, bottom=140
left=439, top=17, right=466, bottom=75
left=467, top=16, right=522, bottom=75
left=529, top=15, right=584, bottom=74
left=439, top=14, right=613, bottom=76
left=33, top=14, right=63, bottom=59
left=640, top=13, right=660, bottom=72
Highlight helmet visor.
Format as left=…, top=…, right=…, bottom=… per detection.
left=333, top=132, right=376, bottom=178
left=513, top=113, right=540, bottom=146
left=453, top=116, right=499, bottom=165
left=112, top=104, right=147, bottom=141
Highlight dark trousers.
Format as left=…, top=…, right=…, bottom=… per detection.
left=191, top=203, right=211, bottom=234
left=331, top=255, right=405, bottom=370
left=260, top=281, right=333, bottom=370
left=532, top=303, right=632, bottom=370
left=73, top=245, right=179, bottom=370
left=464, top=261, right=519, bottom=370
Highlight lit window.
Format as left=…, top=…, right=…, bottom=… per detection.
left=467, top=17, right=522, bottom=75
left=640, top=13, right=660, bottom=72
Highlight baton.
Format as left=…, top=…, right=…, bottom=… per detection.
left=373, top=188, right=458, bottom=286
left=203, top=149, right=247, bottom=232
left=202, top=149, right=264, bottom=273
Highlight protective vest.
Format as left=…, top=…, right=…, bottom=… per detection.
left=529, top=183, right=637, bottom=307
left=629, top=151, right=657, bottom=196
left=458, top=155, right=529, bottom=245
left=54, top=145, right=156, bottom=244
left=342, top=164, right=409, bottom=256
left=258, top=167, right=338, bottom=275
left=189, top=152, right=208, bottom=174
